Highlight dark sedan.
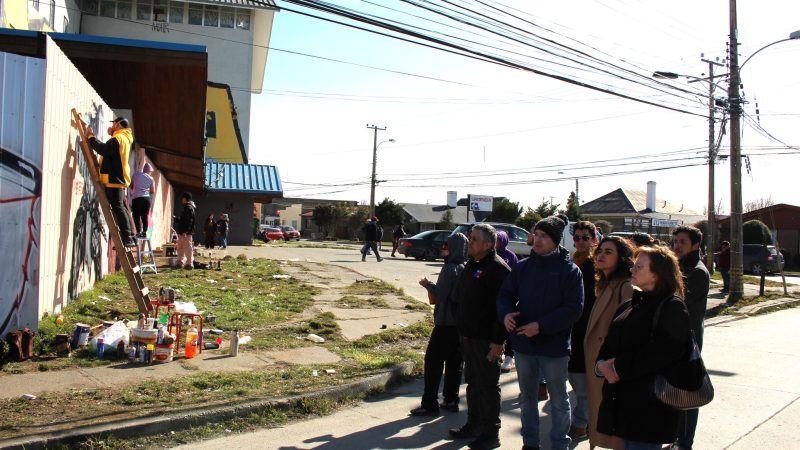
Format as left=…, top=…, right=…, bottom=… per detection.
left=398, top=230, right=451, bottom=261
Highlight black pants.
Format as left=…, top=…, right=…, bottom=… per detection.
left=421, top=326, right=463, bottom=409
left=204, top=233, right=215, bottom=249
left=131, top=196, right=151, bottom=234
left=504, top=332, right=514, bottom=357
left=462, top=336, right=501, bottom=436
left=105, top=187, right=134, bottom=242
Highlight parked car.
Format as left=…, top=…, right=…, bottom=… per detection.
left=281, top=226, right=301, bottom=241
left=260, top=227, right=284, bottom=242
left=743, top=244, right=784, bottom=274
left=398, top=230, right=451, bottom=261
left=452, top=221, right=578, bottom=258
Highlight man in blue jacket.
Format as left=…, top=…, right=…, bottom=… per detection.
left=497, top=214, right=584, bottom=450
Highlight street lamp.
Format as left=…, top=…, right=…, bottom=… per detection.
left=653, top=60, right=724, bottom=273
left=557, top=171, right=579, bottom=206
left=368, top=132, right=395, bottom=217
left=727, top=28, right=800, bottom=303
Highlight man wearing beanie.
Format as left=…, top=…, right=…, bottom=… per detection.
left=497, top=214, right=584, bottom=450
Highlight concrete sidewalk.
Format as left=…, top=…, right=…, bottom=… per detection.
left=174, top=307, right=800, bottom=450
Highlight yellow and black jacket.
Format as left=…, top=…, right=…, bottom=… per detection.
left=87, top=128, right=133, bottom=188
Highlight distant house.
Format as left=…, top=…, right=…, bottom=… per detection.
left=717, top=203, right=800, bottom=261
left=402, top=203, right=468, bottom=234
left=581, top=182, right=704, bottom=238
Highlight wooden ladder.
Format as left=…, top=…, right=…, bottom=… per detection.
left=71, top=109, right=151, bottom=315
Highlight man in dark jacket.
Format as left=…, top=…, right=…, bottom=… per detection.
left=217, top=213, right=229, bottom=249
left=497, top=214, right=584, bottom=450
left=449, top=224, right=510, bottom=450
left=718, top=241, right=731, bottom=293
left=410, top=232, right=469, bottom=416
left=87, top=117, right=135, bottom=247
left=671, top=225, right=710, bottom=450
left=566, top=220, right=598, bottom=440
left=391, top=224, right=405, bottom=257
left=177, top=192, right=196, bottom=269
left=360, top=217, right=382, bottom=262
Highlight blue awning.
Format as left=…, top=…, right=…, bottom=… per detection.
left=205, top=162, right=282, bottom=195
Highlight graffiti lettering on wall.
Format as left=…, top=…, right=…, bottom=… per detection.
left=0, top=147, right=42, bottom=336
left=68, top=105, right=108, bottom=300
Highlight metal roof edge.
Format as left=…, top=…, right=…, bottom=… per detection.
left=49, top=32, right=207, bottom=53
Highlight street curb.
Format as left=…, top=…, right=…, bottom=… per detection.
left=706, top=297, right=799, bottom=328
left=0, top=361, right=417, bottom=450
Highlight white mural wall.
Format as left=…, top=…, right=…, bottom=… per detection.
left=0, top=51, right=45, bottom=335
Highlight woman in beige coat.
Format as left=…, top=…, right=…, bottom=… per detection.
left=583, top=236, right=635, bottom=449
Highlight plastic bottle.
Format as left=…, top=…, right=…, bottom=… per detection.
left=146, top=343, right=155, bottom=364
left=56, top=314, right=64, bottom=325
left=185, top=327, right=199, bottom=359
left=128, top=345, right=136, bottom=363
left=97, top=338, right=105, bottom=359
left=230, top=330, right=239, bottom=357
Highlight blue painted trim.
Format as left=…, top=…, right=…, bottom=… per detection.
left=49, top=32, right=207, bottom=53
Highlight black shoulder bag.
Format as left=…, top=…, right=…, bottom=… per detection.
left=649, top=298, right=715, bottom=410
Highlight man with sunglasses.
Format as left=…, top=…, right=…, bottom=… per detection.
left=566, top=221, right=599, bottom=441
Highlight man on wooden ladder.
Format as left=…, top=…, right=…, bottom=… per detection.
left=86, top=117, right=136, bottom=247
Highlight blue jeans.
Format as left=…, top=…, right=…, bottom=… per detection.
left=568, top=372, right=589, bottom=428
left=624, top=440, right=662, bottom=450
left=219, top=235, right=227, bottom=249
left=515, top=353, right=571, bottom=450
left=720, top=269, right=730, bottom=291
left=361, top=241, right=380, bottom=261
left=676, top=408, right=699, bottom=449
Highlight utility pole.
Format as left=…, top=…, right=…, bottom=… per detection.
left=727, top=0, right=744, bottom=303
left=366, top=124, right=386, bottom=217
left=575, top=178, right=579, bottom=205
left=701, top=57, right=724, bottom=274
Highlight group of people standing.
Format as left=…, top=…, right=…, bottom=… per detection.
left=411, top=216, right=710, bottom=450
left=203, top=212, right=230, bottom=250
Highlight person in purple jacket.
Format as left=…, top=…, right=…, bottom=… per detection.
left=495, top=230, right=519, bottom=373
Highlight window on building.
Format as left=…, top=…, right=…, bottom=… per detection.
left=100, top=0, right=116, bottom=18
left=235, top=8, right=250, bottom=30
left=169, top=1, right=184, bottom=23
left=153, top=0, right=167, bottom=21
left=31, top=0, right=41, bottom=11
left=82, top=0, right=98, bottom=15
left=49, top=0, right=56, bottom=25
left=188, top=4, right=202, bottom=25
left=63, top=16, right=70, bottom=32
left=136, top=0, right=152, bottom=20
left=219, top=6, right=234, bottom=28
left=117, top=0, right=131, bottom=18
left=203, top=5, right=218, bottom=27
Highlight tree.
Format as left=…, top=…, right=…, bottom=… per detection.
left=516, top=199, right=560, bottom=231
left=312, top=204, right=336, bottom=238
left=374, top=198, right=405, bottom=226
left=439, top=209, right=455, bottom=230
left=594, top=219, right=613, bottom=235
left=744, top=195, right=774, bottom=213
left=743, top=219, right=773, bottom=245
left=347, top=205, right=371, bottom=239
left=693, top=219, right=721, bottom=252
left=559, top=191, right=582, bottom=222
left=488, top=198, right=522, bottom=224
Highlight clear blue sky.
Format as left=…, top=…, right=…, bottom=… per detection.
left=248, top=0, right=800, bottom=213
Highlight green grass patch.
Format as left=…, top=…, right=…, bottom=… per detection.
left=342, top=280, right=399, bottom=296
left=335, top=295, right=390, bottom=309
left=710, top=271, right=789, bottom=288
left=16, top=259, right=318, bottom=374
left=301, top=312, right=341, bottom=339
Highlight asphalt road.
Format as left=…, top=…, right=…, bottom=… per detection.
left=178, top=246, right=800, bottom=450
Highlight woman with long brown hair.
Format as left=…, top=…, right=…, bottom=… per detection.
left=595, top=245, right=692, bottom=450
left=583, top=236, right=635, bottom=449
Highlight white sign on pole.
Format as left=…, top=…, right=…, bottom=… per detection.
left=469, top=195, right=493, bottom=212
left=652, top=219, right=680, bottom=228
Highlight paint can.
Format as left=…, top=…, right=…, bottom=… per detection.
left=154, top=343, right=173, bottom=363
left=70, top=323, right=91, bottom=350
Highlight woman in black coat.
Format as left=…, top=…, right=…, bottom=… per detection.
left=595, top=245, right=692, bottom=450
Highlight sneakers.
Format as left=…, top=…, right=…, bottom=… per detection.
left=538, top=383, right=548, bottom=401
left=568, top=425, right=588, bottom=440
left=500, top=355, right=515, bottom=373
left=409, top=406, right=439, bottom=417
left=449, top=424, right=480, bottom=439
left=378, top=257, right=384, bottom=262
left=440, top=400, right=459, bottom=412
left=468, top=434, right=500, bottom=450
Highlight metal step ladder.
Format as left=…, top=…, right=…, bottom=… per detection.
left=71, top=109, right=151, bottom=315
left=136, top=236, right=158, bottom=274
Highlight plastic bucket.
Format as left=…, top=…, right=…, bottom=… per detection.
left=70, top=323, right=91, bottom=349
left=154, top=344, right=173, bottom=363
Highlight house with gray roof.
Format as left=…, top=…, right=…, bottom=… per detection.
left=581, top=182, right=704, bottom=237
left=402, top=203, right=468, bottom=234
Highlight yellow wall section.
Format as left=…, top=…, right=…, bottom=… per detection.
left=205, top=85, right=245, bottom=164
left=0, top=0, right=54, bottom=31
